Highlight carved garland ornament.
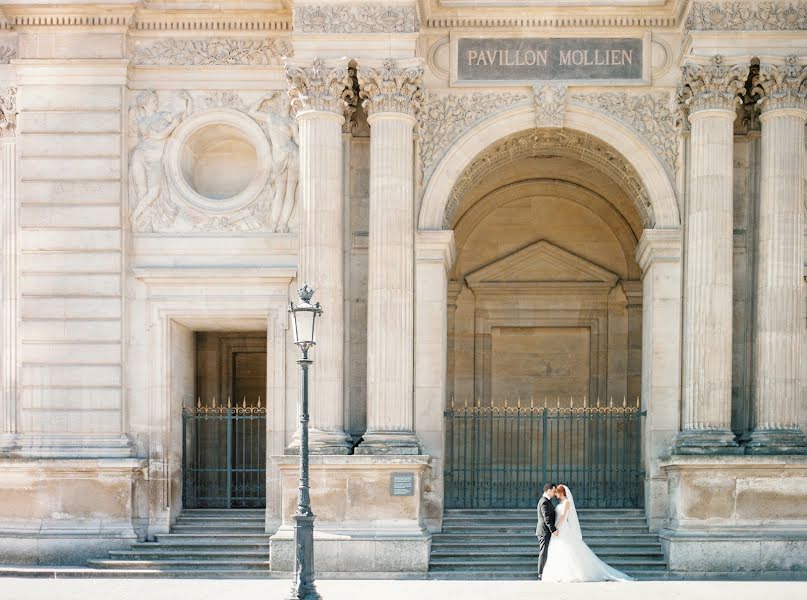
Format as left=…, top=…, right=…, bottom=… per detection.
left=286, top=58, right=353, bottom=115
left=417, top=91, right=529, bottom=180
left=678, top=55, right=749, bottom=114
left=444, top=129, right=654, bottom=229
left=0, top=87, right=16, bottom=137
left=752, top=56, right=807, bottom=113
left=293, top=4, right=418, bottom=33
left=0, top=43, right=15, bottom=64
left=571, top=92, right=677, bottom=173
left=357, top=58, right=423, bottom=118
left=131, top=38, right=292, bottom=66
left=687, top=1, right=807, bottom=31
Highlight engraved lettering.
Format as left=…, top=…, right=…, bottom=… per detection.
left=467, top=50, right=478, bottom=66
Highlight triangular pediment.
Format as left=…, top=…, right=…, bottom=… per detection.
left=465, top=240, right=618, bottom=286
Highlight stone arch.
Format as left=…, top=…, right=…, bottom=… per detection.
left=417, top=103, right=680, bottom=231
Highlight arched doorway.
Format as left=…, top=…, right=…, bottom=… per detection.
left=442, top=128, right=651, bottom=509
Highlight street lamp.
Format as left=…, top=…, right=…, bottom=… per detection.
left=287, top=283, right=323, bottom=600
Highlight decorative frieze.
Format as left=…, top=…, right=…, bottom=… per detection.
left=293, top=4, right=418, bottom=34
left=752, top=56, right=807, bottom=113
left=0, top=87, right=16, bottom=137
left=0, top=43, right=15, bottom=64
left=533, top=84, right=566, bottom=128
left=678, top=55, right=748, bottom=114
left=357, top=58, right=423, bottom=118
left=417, top=91, right=528, bottom=178
left=687, top=1, right=807, bottom=31
left=287, top=58, right=353, bottom=115
left=571, top=92, right=677, bottom=173
left=130, top=38, right=292, bottom=66
left=201, top=90, right=248, bottom=113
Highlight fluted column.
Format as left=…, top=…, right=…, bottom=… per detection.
left=675, top=56, right=748, bottom=454
left=0, top=87, right=17, bottom=449
left=355, top=58, right=423, bottom=454
left=286, top=58, right=353, bottom=454
left=747, top=58, right=807, bottom=454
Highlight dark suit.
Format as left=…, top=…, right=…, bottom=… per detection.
left=536, top=496, right=557, bottom=577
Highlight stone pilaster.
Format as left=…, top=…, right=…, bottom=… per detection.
left=286, top=58, right=353, bottom=454
left=0, top=87, right=17, bottom=449
left=747, top=57, right=807, bottom=454
left=675, top=56, right=748, bottom=454
left=355, top=58, right=423, bottom=454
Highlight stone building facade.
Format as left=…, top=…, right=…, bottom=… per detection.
left=0, top=0, right=806, bottom=578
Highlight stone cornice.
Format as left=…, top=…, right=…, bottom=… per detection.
left=678, top=55, right=748, bottom=114
left=294, top=4, right=418, bottom=34
left=686, top=1, right=807, bottom=31
left=752, top=56, right=807, bottom=114
left=635, top=228, right=682, bottom=272
left=358, top=58, right=423, bottom=118
left=286, top=57, right=353, bottom=116
left=0, top=87, right=16, bottom=139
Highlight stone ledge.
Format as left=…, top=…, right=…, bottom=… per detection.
left=660, top=455, right=807, bottom=470
left=272, top=454, right=431, bottom=468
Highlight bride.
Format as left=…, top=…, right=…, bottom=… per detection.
left=541, top=485, right=633, bottom=582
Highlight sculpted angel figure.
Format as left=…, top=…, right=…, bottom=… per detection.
left=129, top=90, right=192, bottom=230
left=249, top=91, right=299, bottom=232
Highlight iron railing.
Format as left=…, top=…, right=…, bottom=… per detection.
left=444, top=398, right=644, bottom=509
left=182, top=398, right=267, bottom=509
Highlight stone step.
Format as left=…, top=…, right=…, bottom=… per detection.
left=433, top=533, right=658, bottom=542
left=129, top=542, right=271, bottom=551
left=432, top=538, right=661, bottom=547
left=88, top=559, right=271, bottom=570
left=428, top=558, right=667, bottom=569
left=169, top=525, right=266, bottom=534
left=439, top=525, right=650, bottom=534
left=109, top=550, right=269, bottom=559
left=154, top=533, right=270, bottom=542
left=426, top=569, right=670, bottom=581
left=430, top=548, right=664, bottom=558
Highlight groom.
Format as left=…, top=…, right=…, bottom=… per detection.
left=536, top=482, right=559, bottom=580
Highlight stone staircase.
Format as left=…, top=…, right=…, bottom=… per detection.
left=428, top=508, right=668, bottom=580
left=88, top=509, right=273, bottom=577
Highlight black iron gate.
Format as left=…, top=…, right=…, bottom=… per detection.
left=182, top=399, right=267, bottom=508
left=444, top=398, right=644, bottom=509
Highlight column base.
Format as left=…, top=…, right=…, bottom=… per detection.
left=355, top=431, right=420, bottom=455
left=672, top=429, right=743, bottom=455
left=286, top=428, right=352, bottom=456
left=746, top=428, right=807, bottom=455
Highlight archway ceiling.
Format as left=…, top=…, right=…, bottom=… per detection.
left=445, top=128, right=654, bottom=230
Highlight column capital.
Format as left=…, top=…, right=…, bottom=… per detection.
left=357, top=57, right=423, bottom=119
left=0, top=87, right=17, bottom=138
left=752, top=56, right=807, bottom=117
left=635, top=228, right=682, bottom=273
left=286, top=57, right=353, bottom=117
left=678, top=55, right=748, bottom=116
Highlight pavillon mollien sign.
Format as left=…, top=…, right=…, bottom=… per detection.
left=455, top=37, right=645, bottom=84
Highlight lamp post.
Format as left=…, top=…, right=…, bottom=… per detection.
left=287, top=284, right=323, bottom=600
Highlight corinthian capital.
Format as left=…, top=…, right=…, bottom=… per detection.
left=357, top=58, right=423, bottom=118
left=678, top=56, right=749, bottom=115
left=752, top=56, right=807, bottom=114
left=286, top=58, right=354, bottom=116
left=0, top=87, right=16, bottom=138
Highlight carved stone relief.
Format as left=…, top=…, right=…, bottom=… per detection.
left=0, top=43, right=15, bottom=64
left=286, top=58, right=353, bottom=115
left=357, top=58, right=423, bottom=117
left=678, top=55, right=749, bottom=114
left=752, top=56, right=807, bottom=113
left=533, top=84, right=567, bottom=128
left=687, top=1, right=807, bottom=31
left=0, top=87, right=16, bottom=137
left=293, top=4, right=418, bottom=33
left=445, top=128, right=653, bottom=229
left=417, top=91, right=528, bottom=181
left=128, top=90, right=299, bottom=234
left=130, top=38, right=292, bottom=66
left=571, top=92, right=677, bottom=173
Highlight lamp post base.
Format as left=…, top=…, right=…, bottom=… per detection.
left=287, top=512, right=320, bottom=600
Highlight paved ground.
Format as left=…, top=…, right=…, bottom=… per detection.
left=2, top=579, right=807, bottom=600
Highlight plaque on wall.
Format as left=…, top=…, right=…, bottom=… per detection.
left=452, top=34, right=649, bottom=85
left=390, top=472, right=415, bottom=496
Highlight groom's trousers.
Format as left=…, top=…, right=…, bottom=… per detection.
left=537, top=532, right=551, bottom=576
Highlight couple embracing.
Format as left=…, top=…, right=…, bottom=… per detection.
left=536, top=483, right=633, bottom=583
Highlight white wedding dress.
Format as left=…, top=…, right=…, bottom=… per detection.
left=541, top=487, right=633, bottom=583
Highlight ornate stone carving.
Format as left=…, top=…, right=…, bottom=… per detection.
left=686, top=1, right=807, bottom=31
left=572, top=92, right=677, bottom=172
left=0, top=44, right=15, bottom=64
left=286, top=58, right=353, bottom=115
left=131, top=38, right=292, bottom=66
left=445, top=128, right=653, bottom=229
left=0, top=87, right=16, bottom=137
left=417, top=91, right=528, bottom=179
left=128, top=90, right=192, bottom=231
left=248, top=92, right=299, bottom=233
left=294, top=4, right=418, bottom=33
left=201, top=91, right=248, bottom=113
left=533, top=84, right=566, bottom=128
left=357, top=58, right=423, bottom=118
left=752, top=56, right=807, bottom=113
left=678, top=56, right=749, bottom=114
